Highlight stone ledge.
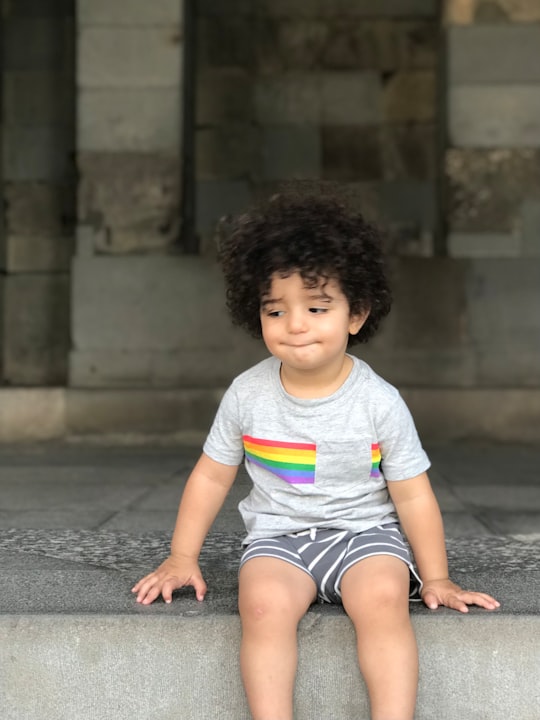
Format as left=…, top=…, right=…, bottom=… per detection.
left=0, top=531, right=538, bottom=720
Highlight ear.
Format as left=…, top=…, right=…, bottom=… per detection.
left=349, top=309, right=370, bottom=336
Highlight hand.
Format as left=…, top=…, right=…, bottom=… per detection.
left=131, top=555, right=207, bottom=605
left=421, top=578, right=500, bottom=614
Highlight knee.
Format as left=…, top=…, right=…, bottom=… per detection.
left=239, top=587, right=293, bottom=628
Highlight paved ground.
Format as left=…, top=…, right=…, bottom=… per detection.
left=0, top=440, right=538, bottom=540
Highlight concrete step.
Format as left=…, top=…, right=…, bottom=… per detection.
left=0, top=530, right=538, bottom=720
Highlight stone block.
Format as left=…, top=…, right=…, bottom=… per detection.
left=197, top=69, right=254, bottom=124
left=196, top=179, right=252, bottom=237
left=320, top=19, right=437, bottom=72
left=449, top=86, right=540, bottom=147
left=198, top=16, right=257, bottom=69
left=380, top=124, right=436, bottom=180
left=379, top=180, right=437, bottom=228
left=520, top=201, right=540, bottom=257
left=3, top=235, right=74, bottom=273
left=322, top=126, right=382, bottom=182
left=3, top=126, right=74, bottom=182
left=466, top=259, right=540, bottom=384
left=3, top=72, right=75, bottom=125
left=390, top=258, right=469, bottom=349
left=254, top=18, right=327, bottom=73
left=78, top=27, right=181, bottom=88
left=321, top=72, right=382, bottom=124
left=448, top=232, right=521, bottom=258
left=3, top=18, right=73, bottom=71
left=196, top=126, right=261, bottom=181
left=78, top=88, right=179, bottom=152
left=254, top=75, right=320, bottom=124
left=260, top=126, right=321, bottom=181
left=3, top=274, right=70, bottom=385
left=444, top=0, right=540, bottom=24
left=4, top=0, right=74, bottom=17
left=4, top=182, right=74, bottom=238
left=446, top=148, right=540, bottom=232
left=198, top=0, right=253, bottom=15
left=383, top=70, right=436, bottom=123
left=77, top=0, right=181, bottom=25
left=77, top=152, right=179, bottom=253
left=317, top=0, right=438, bottom=16
left=448, top=25, right=540, bottom=84
left=0, top=389, right=65, bottom=441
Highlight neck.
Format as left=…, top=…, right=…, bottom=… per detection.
left=279, top=355, right=353, bottom=399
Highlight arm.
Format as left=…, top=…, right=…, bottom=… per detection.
left=132, top=452, right=238, bottom=605
left=388, top=472, right=499, bottom=613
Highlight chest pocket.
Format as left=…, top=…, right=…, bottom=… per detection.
left=315, top=439, right=378, bottom=489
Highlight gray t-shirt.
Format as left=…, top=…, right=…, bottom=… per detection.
left=203, top=355, right=430, bottom=544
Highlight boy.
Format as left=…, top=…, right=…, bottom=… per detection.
left=133, top=193, right=499, bottom=720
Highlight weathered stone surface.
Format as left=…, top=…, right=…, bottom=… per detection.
left=380, top=124, right=436, bottom=180
left=520, top=201, right=540, bottom=257
left=3, top=0, right=74, bottom=17
left=260, top=126, right=321, bottom=181
left=78, top=27, right=181, bottom=88
left=78, top=0, right=181, bottom=25
left=198, top=16, right=257, bottom=69
left=448, top=232, right=521, bottom=258
left=3, top=71, right=74, bottom=125
left=320, top=20, right=437, bottom=71
left=4, top=182, right=74, bottom=237
left=449, top=86, right=540, bottom=147
left=446, top=149, right=540, bottom=232
left=254, top=75, right=320, bottom=124
left=78, top=87, right=179, bottom=152
left=383, top=70, right=436, bottom=123
left=197, top=69, right=254, bottom=124
left=3, top=17, right=73, bottom=71
left=77, top=152, right=179, bottom=254
left=321, top=72, right=382, bottom=124
left=3, top=274, right=70, bottom=385
left=466, top=259, right=540, bottom=385
left=391, top=258, right=469, bottom=348
left=195, top=180, right=252, bottom=247
left=196, top=125, right=261, bottom=181
left=255, top=18, right=327, bottom=73
left=444, top=0, right=540, bottom=24
left=322, top=126, right=382, bottom=182
left=3, top=235, right=74, bottom=273
left=317, top=0, right=439, bottom=16
left=3, top=126, right=74, bottom=182
left=448, top=25, right=540, bottom=84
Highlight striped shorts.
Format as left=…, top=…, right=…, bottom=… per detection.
left=240, top=523, right=422, bottom=604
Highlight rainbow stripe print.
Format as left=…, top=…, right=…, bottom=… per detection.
left=243, top=435, right=316, bottom=485
left=370, top=443, right=382, bottom=478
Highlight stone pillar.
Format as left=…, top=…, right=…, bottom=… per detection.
left=76, top=0, right=182, bottom=256
left=0, top=0, right=75, bottom=384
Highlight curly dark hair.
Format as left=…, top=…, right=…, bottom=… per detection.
left=217, top=193, right=392, bottom=344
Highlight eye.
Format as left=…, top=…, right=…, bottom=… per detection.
left=309, top=307, right=328, bottom=314
left=266, top=310, right=284, bottom=317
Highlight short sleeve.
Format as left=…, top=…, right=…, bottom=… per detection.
left=203, top=383, right=244, bottom=467
left=377, top=395, right=430, bottom=481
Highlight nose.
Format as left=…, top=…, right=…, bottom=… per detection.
left=286, top=308, right=308, bottom=333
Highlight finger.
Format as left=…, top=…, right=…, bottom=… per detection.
left=131, top=574, right=153, bottom=593
left=192, top=576, right=208, bottom=602
left=421, top=590, right=440, bottom=610
left=457, top=591, right=500, bottom=610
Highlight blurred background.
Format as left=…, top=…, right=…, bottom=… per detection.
left=0, top=0, right=539, bottom=444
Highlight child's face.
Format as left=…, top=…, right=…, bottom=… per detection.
left=260, top=272, right=367, bottom=376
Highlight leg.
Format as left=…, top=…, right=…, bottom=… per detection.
left=341, top=556, right=418, bottom=720
left=238, top=557, right=317, bottom=720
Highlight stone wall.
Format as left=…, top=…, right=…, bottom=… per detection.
left=196, top=0, right=440, bottom=256
left=0, top=0, right=74, bottom=384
